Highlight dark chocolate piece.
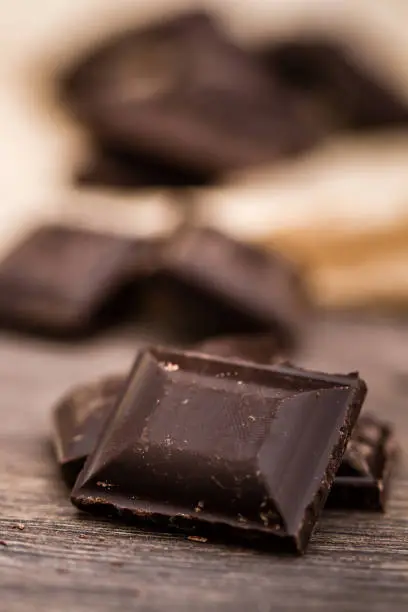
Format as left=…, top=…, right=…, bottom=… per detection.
left=54, top=350, right=387, bottom=506
left=51, top=335, right=285, bottom=483
left=53, top=370, right=388, bottom=509
left=52, top=375, right=126, bottom=486
left=61, top=12, right=318, bottom=177
left=259, top=39, right=408, bottom=131
left=327, top=414, right=397, bottom=511
left=196, top=333, right=287, bottom=364
left=0, top=225, right=160, bottom=335
left=71, top=347, right=366, bottom=553
left=153, top=226, right=309, bottom=349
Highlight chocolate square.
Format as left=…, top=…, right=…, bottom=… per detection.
left=52, top=375, right=393, bottom=515
left=71, top=347, right=366, bottom=553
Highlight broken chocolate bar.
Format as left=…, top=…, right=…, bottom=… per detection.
left=71, top=347, right=366, bottom=553
left=153, top=226, right=310, bottom=349
left=61, top=12, right=318, bottom=177
left=52, top=375, right=126, bottom=486
left=328, top=414, right=397, bottom=511
left=0, top=225, right=160, bottom=335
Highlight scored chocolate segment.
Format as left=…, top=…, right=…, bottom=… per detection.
left=155, top=226, right=310, bottom=348
left=328, top=414, right=398, bottom=511
left=52, top=375, right=126, bottom=486
left=71, top=347, right=366, bottom=553
left=0, top=225, right=161, bottom=335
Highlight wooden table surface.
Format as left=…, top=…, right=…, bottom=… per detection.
left=1, top=314, right=408, bottom=612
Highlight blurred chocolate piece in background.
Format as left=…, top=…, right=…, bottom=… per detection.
left=0, top=223, right=309, bottom=346
left=53, top=375, right=126, bottom=486
left=328, top=414, right=398, bottom=511
left=258, top=38, right=408, bottom=132
left=0, top=225, right=161, bottom=337
left=150, top=226, right=310, bottom=349
left=61, top=11, right=321, bottom=184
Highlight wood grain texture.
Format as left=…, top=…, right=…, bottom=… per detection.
left=1, top=314, right=408, bottom=612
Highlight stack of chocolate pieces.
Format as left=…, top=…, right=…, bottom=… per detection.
left=55, top=346, right=367, bottom=553
left=59, top=11, right=408, bottom=190
left=50, top=338, right=397, bottom=554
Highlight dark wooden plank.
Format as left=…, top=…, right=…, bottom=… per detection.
left=1, top=315, right=408, bottom=612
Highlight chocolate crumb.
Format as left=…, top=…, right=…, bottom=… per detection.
left=187, top=536, right=208, bottom=543
left=12, top=523, right=25, bottom=531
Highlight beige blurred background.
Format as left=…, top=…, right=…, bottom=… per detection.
left=1, top=0, right=408, bottom=308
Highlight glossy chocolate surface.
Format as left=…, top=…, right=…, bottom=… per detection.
left=71, top=347, right=366, bottom=553
left=328, top=414, right=398, bottom=511
left=52, top=334, right=285, bottom=484
left=52, top=370, right=387, bottom=510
